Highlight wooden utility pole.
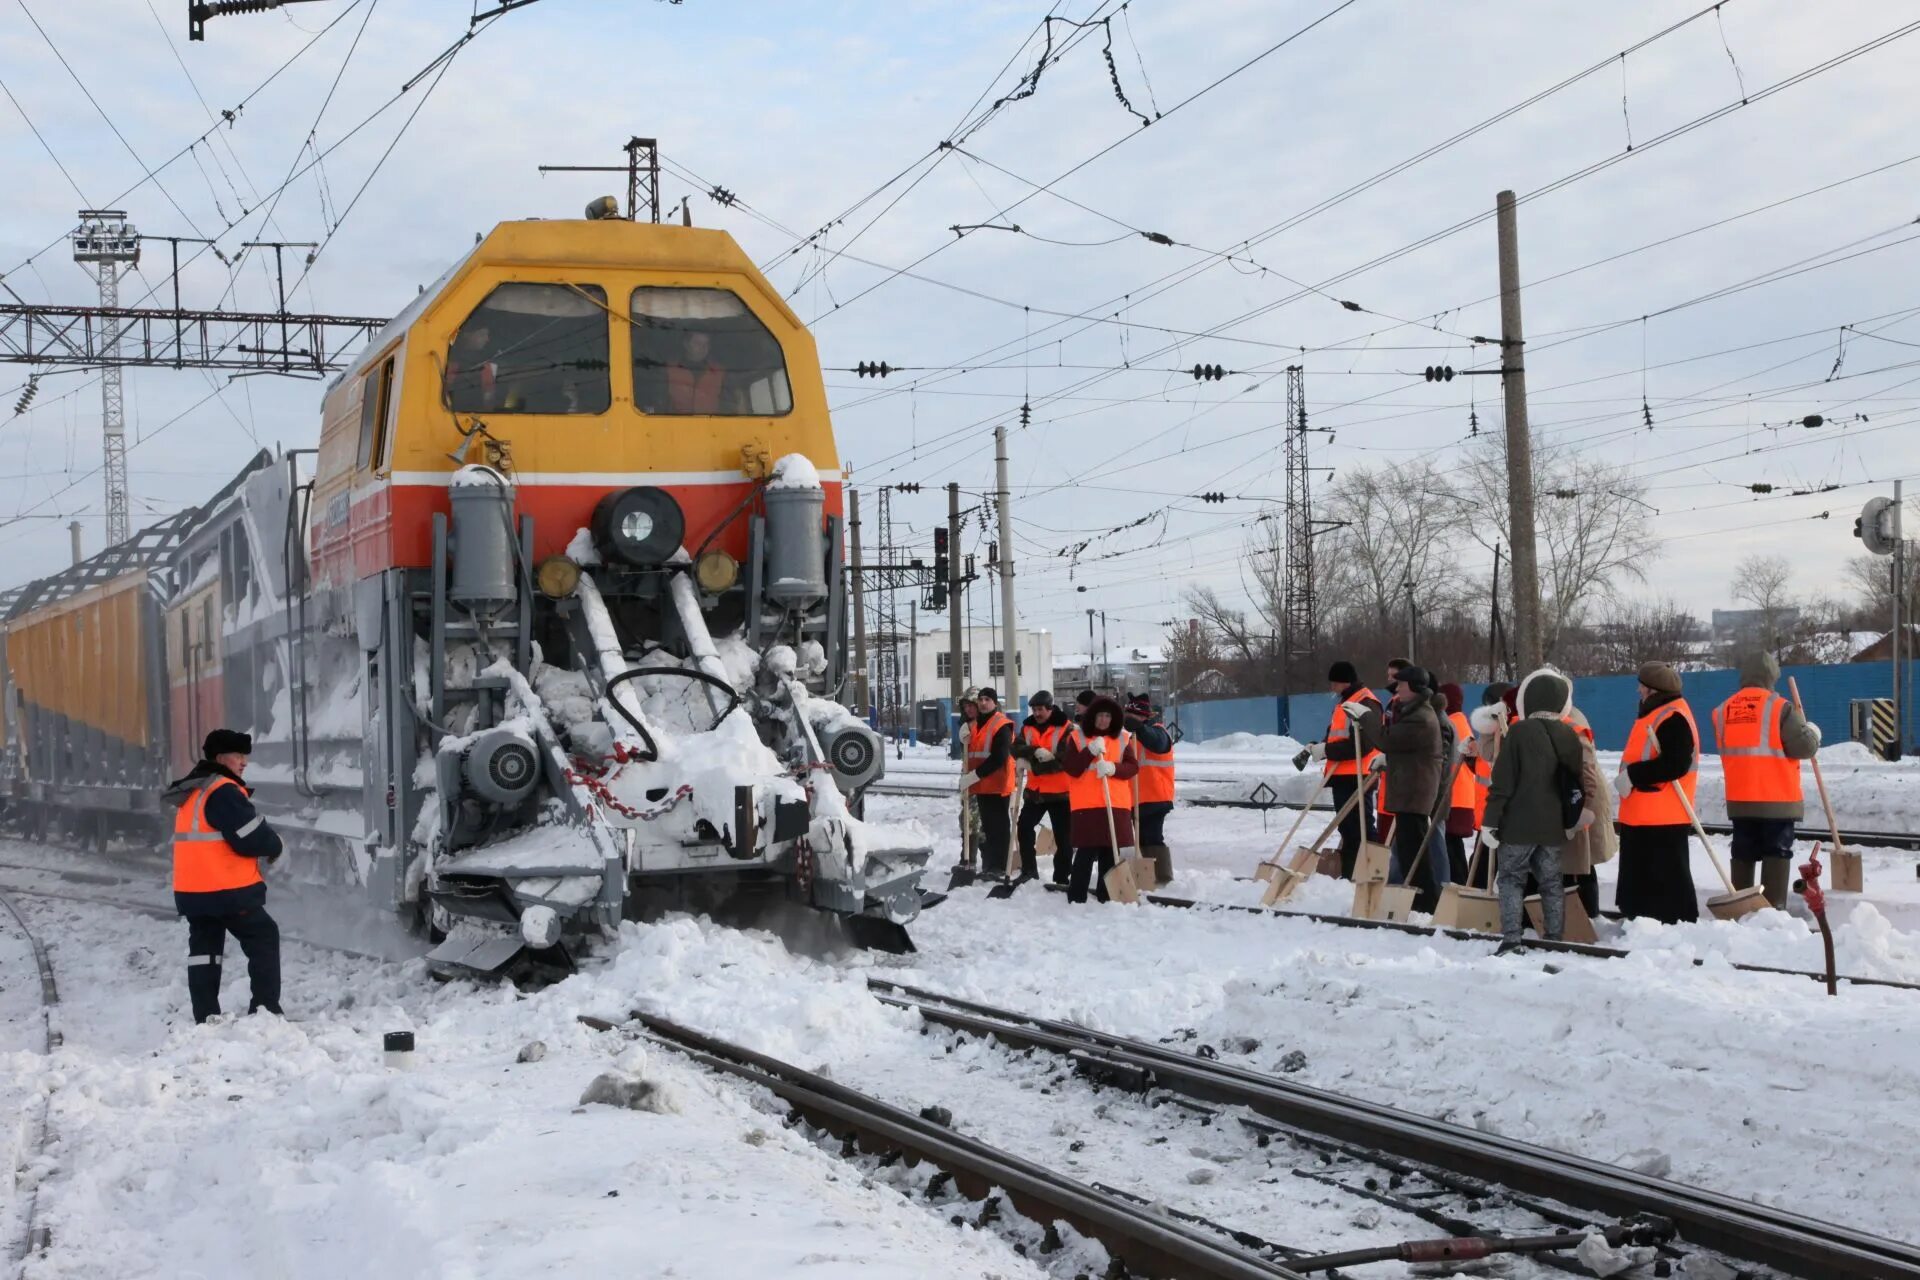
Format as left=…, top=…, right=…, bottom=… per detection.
left=849, top=488, right=869, bottom=717
left=1497, top=190, right=1543, bottom=672
left=994, top=421, right=1020, bottom=708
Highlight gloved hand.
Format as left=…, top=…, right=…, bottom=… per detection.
left=1366, top=755, right=1387, bottom=775
left=958, top=772, right=976, bottom=794
left=1613, top=767, right=1632, bottom=796
left=1807, top=721, right=1823, bottom=746
left=1574, top=808, right=1596, bottom=833
left=1307, top=742, right=1327, bottom=762
left=1093, top=758, right=1117, bottom=778
left=1482, top=830, right=1500, bottom=850
left=1034, top=747, right=1055, bottom=763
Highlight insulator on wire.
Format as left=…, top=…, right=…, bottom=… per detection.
left=1197, top=491, right=1227, bottom=504
left=1801, top=414, right=1825, bottom=429
left=1747, top=483, right=1775, bottom=494
left=1019, top=401, right=1032, bottom=429
left=1468, top=408, right=1479, bottom=436
left=13, top=378, right=38, bottom=416
left=854, top=361, right=894, bottom=378
left=1643, top=400, right=1654, bottom=429
left=1190, top=363, right=1226, bottom=381
left=1551, top=488, right=1578, bottom=499
left=1423, top=365, right=1455, bottom=383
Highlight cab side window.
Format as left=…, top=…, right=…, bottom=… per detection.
left=446, top=283, right=610, bottom=415
left=355, top=355, right=394, bottom=470
left=631, top=287, right=792, bottom=416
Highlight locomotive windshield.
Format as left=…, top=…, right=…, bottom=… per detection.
left=630, top=286, right=792, bottom=416
left=446, top=282, right=611, bottom=415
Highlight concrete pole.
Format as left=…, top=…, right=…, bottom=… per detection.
left=848, top=488, right=869, bottom=717
left=1497, top=190, right=1544, bottom=672
left=994, top=421, right=1020, bottom=709
left=1895, top=479, right=1906, bottom=755
left=68, top=519, right=83, bottom=565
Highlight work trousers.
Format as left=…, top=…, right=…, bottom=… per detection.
left=1067, top=845, right=1116, bottom=904
left=1445, top=833, right=1469, bottom=884
left=185, top=906, right=281, bottom=1024
left=1389, top=815, right=1446, bottom=914
left=975, top=793, right=1012, bottom=876
left=1017, top=790, right=1073, bottom=884
left=1136, top=801, right=1171, bottom=847
left=1328, top=774, right=1374, bottom=879
left=1497, top=842, right=1565, bottom=942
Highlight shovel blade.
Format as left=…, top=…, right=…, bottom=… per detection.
left=844, top=915, right=916, bottom=954
left=986, top=878, right=1020, bottom=900
left=947, top=864, right=979, bottom=891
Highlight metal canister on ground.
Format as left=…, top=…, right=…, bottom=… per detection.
left=384, top=1030, right=415, bottom=1069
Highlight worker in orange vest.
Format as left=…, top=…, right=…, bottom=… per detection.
left=1307, top=661, right=1383, bottom=878
left=1712, top=652, right=1821, bottom=907
left=1614, top=662, right=1701, bottom=923
left=166, top=729, right=284, bottom=1024
left=1010, top=690, right=1074, bottom=886
left=1124, top=693, right=1176, bottom=886
left=1056, top=694, right=1141, bottom=903
left=1438, top=683, right=1484, bottom=882
left=962, top=687, right=1018, bottom=880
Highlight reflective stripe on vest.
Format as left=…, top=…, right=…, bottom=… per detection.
left=1617, top=699, right=1699, bottom=827
left=1324, top=693, right=1383, bottom=779
left=1021, top=719, right=1072, bottom=795
left=1713, top=688, right=1802, bottom=804
left=1065, top=727, right=1134, bottom=813
left=171, top=776, right=264, bottom=894
left=967, top=711, right=1015, bottom=796
left=1137, top=728, right=1176, bottom=805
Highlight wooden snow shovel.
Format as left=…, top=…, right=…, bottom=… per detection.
left=1253, top=774, right=1330, bottom=884
left=988, top=772, right=1027, bottom=900
left=1790, top=676, right=1861, bottom=893
left=1262, top=771, right=1376, bottom=905
left=948, top=786, right=979, bottom=890
left=1672, top=783, right=1771, bottom=920
left=1353, top=814, right=1425, bottom=922
left=1097, top=775, right=1149, bottom=904
left=1433, top=828, right=1503, bottom=933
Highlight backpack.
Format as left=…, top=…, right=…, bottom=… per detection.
left=1549, top=723, right=1585, bottom=829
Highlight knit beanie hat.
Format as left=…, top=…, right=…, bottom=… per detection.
left=1637, top=662, right=1683, bottom=695
left=1328, top=660, right=1358, bottom=684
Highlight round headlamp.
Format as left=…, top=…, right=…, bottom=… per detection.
left=694, top=549, right=739, bottom=593
left=591, top=486, right=685, bottom=568
left=535, top=555, right=581, bottom=599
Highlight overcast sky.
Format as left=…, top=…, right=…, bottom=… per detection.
left=1, top=0, right=1916, bottom=650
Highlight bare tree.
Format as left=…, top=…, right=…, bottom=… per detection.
left=1454, top=434, right=1660, bottom=658
left=1843, top=544, right=1920, bottom=626
left=1730, top=553, right=1799, bottom=660
left=1571, top=597, right=1699, bottom=673
left=1320, top=458, right=1472, bottom=634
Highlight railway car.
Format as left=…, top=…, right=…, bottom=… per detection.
left=0, top=205, right=928, bottom=975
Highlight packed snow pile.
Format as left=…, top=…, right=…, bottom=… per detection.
left=765, top=452, right=821, bottom=491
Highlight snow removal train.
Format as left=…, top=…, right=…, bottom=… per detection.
left=0, top=209, right=930, bottom=975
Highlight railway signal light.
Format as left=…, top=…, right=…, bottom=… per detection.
left=1855, top=496, right=1897, bottom=555
left=1424, top=365, right=1456, bottom=382
left=854, top=361, right=893, bottom=378
left=1191, top=363, right=1226, bottom=381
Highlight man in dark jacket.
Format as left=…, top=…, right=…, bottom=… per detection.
left=1481, top=668, right=1591, bottom=952
left=167, top=729, right=285, bottom=1023
left=1009, top=690, right=1074, bottom=886
left=1360, top=665, right=1447, bottom=909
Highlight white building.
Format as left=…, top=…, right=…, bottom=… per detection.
left=1053, top=644, right=1167, bottom=700
left=901, top=626, right=1053, bottom=706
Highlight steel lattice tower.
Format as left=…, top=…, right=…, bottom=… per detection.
left=71, top=211, right=141, bottom=547
left=1282, top=365, right=1315, bottom=685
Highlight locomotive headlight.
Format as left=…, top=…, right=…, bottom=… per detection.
left=535, top=555, right=581, bottom=599
left=694, top=549, right=739, bottom=593
left=591, top=486, right=685, bottom=568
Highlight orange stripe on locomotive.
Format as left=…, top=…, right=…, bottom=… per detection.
left=311, top=220, right=844, bottom=585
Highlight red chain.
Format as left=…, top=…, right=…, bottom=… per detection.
left=566, top=752, right=691, bottom=821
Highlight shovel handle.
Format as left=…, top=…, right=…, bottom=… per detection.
left=1306, top=770, right=1377, bottom=855
left=1787, top=677, right=1849, bottom=863
left=1670, top=779, right=1737, bottom=895
left=1266, top=774, right=1331, bottom=864
left=1098, top=773, right=1123, bottom=854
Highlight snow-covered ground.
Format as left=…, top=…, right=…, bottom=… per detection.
left=4, top=724, right=1918, bottom=1278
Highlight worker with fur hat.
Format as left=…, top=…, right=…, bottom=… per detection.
left=1123, top=692, right=1176, bottom=886
left=165, top=729, right=284, bottom=1024
left=1615, top=661, right=1702, bottom=923
left=1056, top=693, right=1142, bottom=903
left=1359, top=664, right=1450, bottom=910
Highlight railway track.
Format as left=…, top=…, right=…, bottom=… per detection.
left=1, top=884, right=60, bottom=1268
left=867, top=979, right=1920, bottom=1280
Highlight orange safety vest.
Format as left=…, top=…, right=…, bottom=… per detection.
left=1136, top=725, right=1176, bottom=805
left=1020, top=719, right=1071, bottom=796
left=1324, top=691, right=1383, bottom=779
left=967, top=711, right=1016, bottom=797
left=1713, top=687, right=1803, bottom=805
left=171, top=776, right=264, bottom=894
left=1617, top=699, right=1699, bottom=827
left=667, top=362, right=725, bottom=413
left=1065, top=728, right=1133, bottom=813
left=1447, top=711, right=1483, bottom=819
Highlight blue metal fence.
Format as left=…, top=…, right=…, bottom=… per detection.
left=1170, top=660, right=1907, bottom=753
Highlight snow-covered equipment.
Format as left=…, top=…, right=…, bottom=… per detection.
left=0, top=215, right=929, bottom=976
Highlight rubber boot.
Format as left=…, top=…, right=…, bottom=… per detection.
left=1145, top=843, right=1172, bottom=887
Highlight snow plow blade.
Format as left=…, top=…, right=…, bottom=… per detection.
left=844, top=914, right=915, bottom=954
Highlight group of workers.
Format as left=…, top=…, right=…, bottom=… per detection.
left=1311, top=651, right=1821, bottom=950
left=955, top=686, right=1176, bottom=902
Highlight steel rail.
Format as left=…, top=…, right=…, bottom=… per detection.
left=0, top=886, right=60, bottom=1266
left=610, top=1011, right=1310, bottom=1280
left=869, top=979, right=1920, bottom=1280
